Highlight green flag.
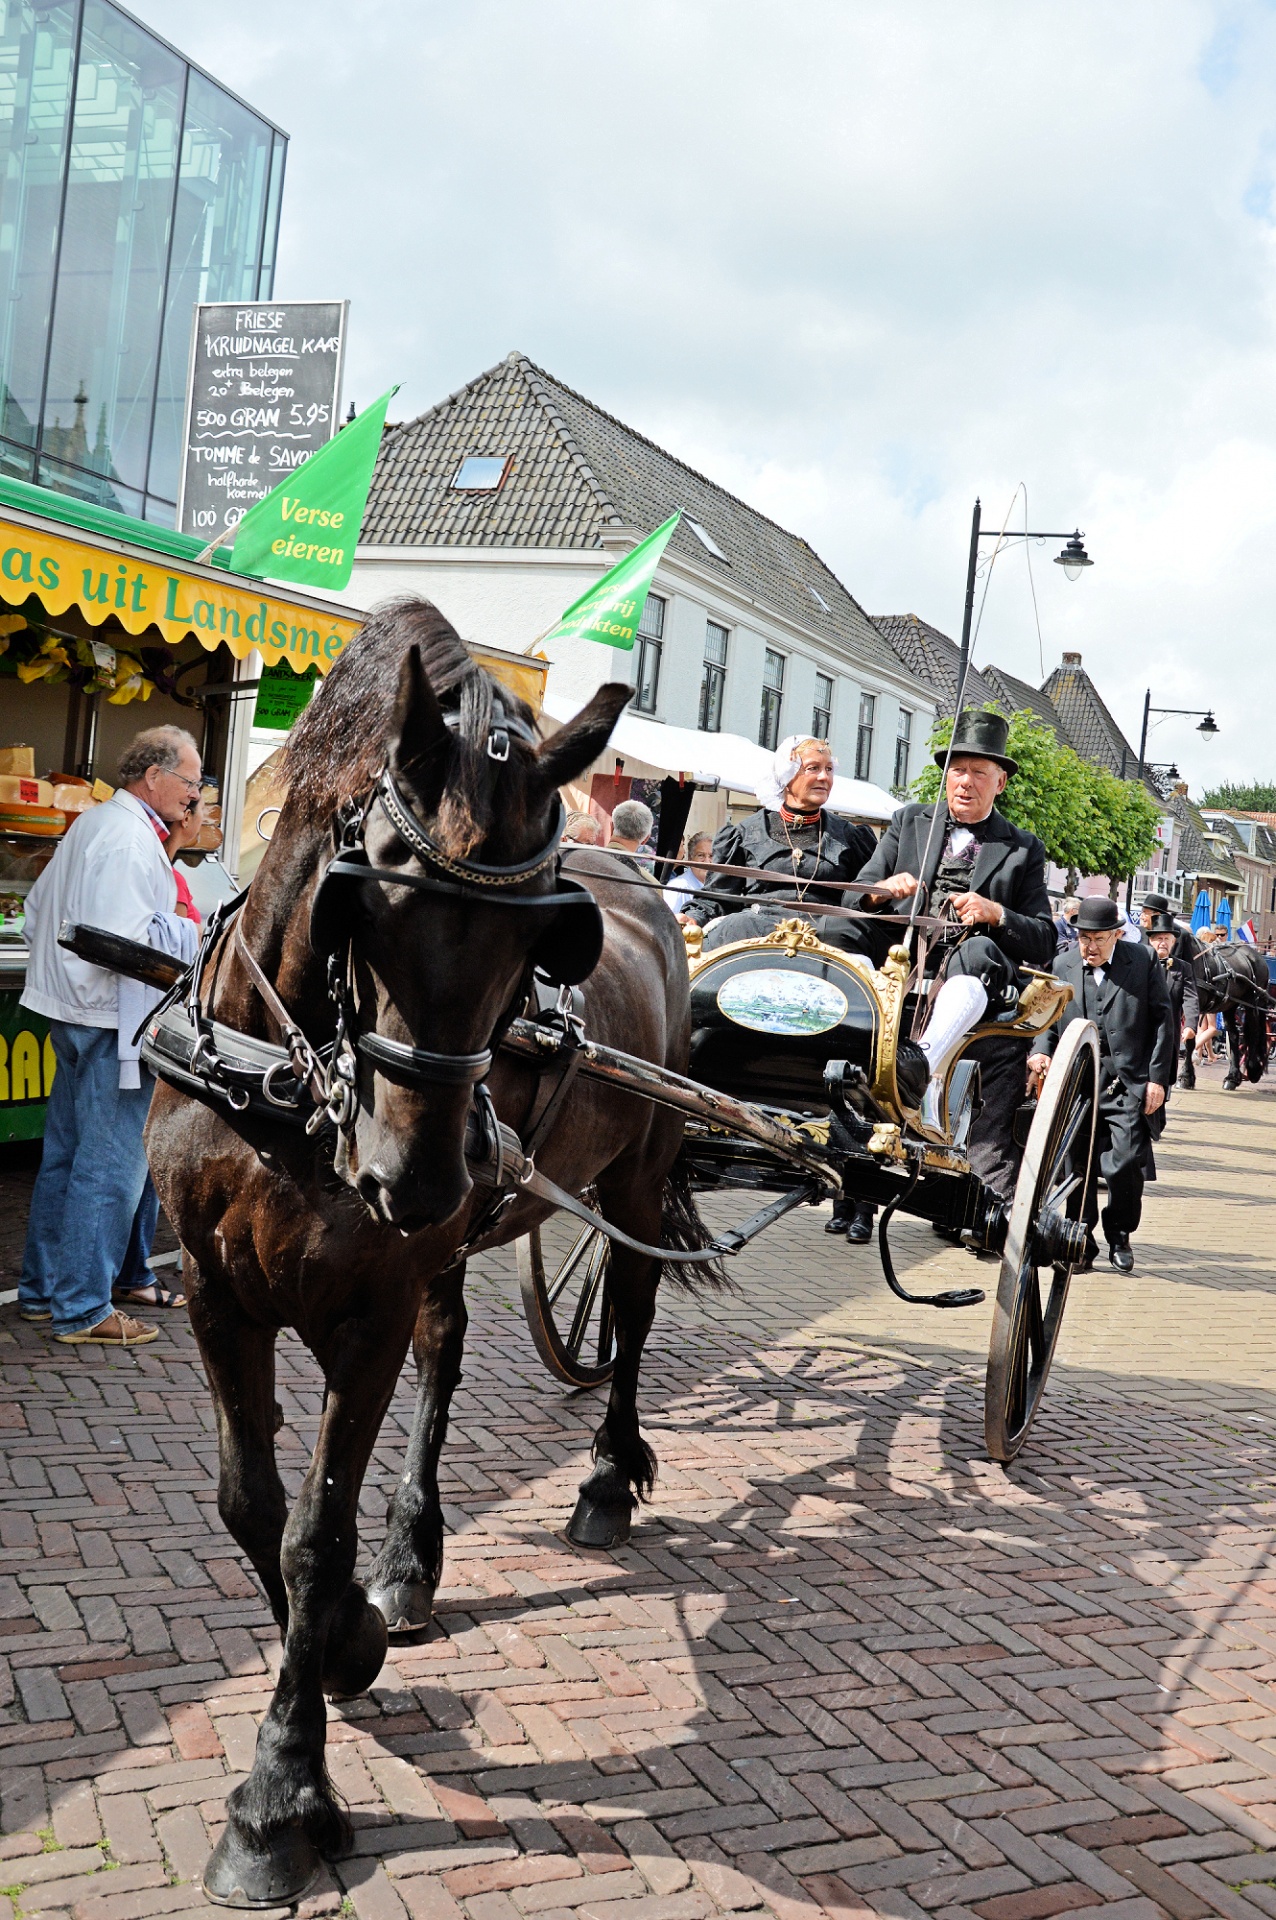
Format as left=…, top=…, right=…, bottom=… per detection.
left=539, top=512, right=680, bottom=651
left=230, top=386, right=397, bottom=591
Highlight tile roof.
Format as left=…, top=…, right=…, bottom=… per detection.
left=871, top=614, right=997, bottom=714
left=1167, top=792, right=1244, bottom=889
left=363, top=352, right=917, bottom=686
left=979, top=664, right=1070, bottom=744
left=1039, top=657, right=1140, bottom=777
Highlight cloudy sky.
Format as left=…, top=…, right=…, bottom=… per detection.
left=146, top=0, right=1276, bottom=791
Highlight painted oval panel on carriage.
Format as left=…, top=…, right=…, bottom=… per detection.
left=716, top=967, right=849, bottom=1036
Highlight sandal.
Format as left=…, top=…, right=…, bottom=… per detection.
left=55, top=1310, right=158, bottom=1347
left=112, top=1282, right=187, bottom=1311
left=18, top=1306, right=51, bottom=1323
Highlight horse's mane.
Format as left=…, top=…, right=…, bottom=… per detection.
left=280, top=595, right=522, bottom=856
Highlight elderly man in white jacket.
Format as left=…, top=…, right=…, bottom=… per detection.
left=19, top=725, right=202, bottom=1347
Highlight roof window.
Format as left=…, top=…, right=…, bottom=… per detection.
left=806, top=583, right=831, bottom=613
left=687, top=519, right=727, bottom=561
left=452, top=455, right=510, bottom=491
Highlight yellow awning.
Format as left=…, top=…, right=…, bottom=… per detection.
left=0, top=502, right=360, bottom=676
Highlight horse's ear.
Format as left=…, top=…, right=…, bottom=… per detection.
left=531, top=683, right=632, bottom=800
left=389, top=644, right=451, bottom=795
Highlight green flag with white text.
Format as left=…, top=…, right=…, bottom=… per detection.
left=540, top=512, right=680, bottom=651
left=230, top=387, right=397, bottom=591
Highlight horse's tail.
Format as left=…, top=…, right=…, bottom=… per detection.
left=660, top=1147, right=729, bottom=1290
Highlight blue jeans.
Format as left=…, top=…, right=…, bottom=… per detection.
left=115, top=1175, right=161, bottom=1294
left=20, top=1022, right=153, bottom=1335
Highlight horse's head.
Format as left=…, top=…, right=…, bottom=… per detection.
left=316, top=640, right=630, bottom=1230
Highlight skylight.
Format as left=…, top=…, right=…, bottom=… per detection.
left=806, top=583, right=832, bottom=613
left=687, top=519, right=727, bottom=561
left=452, top=455, right=510, bottom=491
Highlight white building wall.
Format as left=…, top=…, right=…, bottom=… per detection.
left=338, top=544, right=936, bottom=767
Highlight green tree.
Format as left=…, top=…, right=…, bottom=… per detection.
left=1199, top=780, right=1276, bottom=812
left=913, top=707, right=1161, bottom=885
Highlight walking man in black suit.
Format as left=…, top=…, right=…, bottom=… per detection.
left=1028, top=895, right=1176, bottom=1273
left=821, top=709, right=1057, bottom=1242
left=1140, top=892, right=1201, bottom=1087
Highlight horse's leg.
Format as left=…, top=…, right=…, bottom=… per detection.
left=186, top=1260, right=290, bottom=1632
left=1224, top=1007, right=1243, bottom=1089
left=1178, top=1027, right=1196, bottom=1089
left=367, top=1264, right=467, bottom=1633
left=203, top=1312, right=409, bottom=1908
left=566, top=1163, right=664, bottom=1550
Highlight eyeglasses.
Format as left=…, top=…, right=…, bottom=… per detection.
left=165, top=769, right=202, bottom=792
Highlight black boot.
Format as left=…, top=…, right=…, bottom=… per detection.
left=895, top=1039, right=928, bottom=1110
left=1107, top=1231, right=1134, bottom=1274
left=846, top=1202, right=876, bottom=1245
left=825, top=1198, right=850, bottom=1235
left=1076, top=1234, right=1099, bottom=1272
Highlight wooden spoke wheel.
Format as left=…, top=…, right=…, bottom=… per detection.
left=985, top=1019, right=1099, bottom=1463
left=517, top=1195, right=617, bottom=1389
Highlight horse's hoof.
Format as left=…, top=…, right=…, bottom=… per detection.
left=1224, top=1076, right=1241, bottom=1091
left=203, top=1820, right=320, bottom=1909
left=566, top=1496, right=632, bottom=1549
left=1177, top=1074, right=1195, bottom=1091
left=368, top=1582, right=434, bottom=1636
left=322, top=1590, right=388, bottom=1698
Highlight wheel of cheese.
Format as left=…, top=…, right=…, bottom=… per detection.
left=0, top=802, right=66, bottom=836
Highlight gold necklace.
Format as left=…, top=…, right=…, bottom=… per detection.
left=779, top=811, right=824, bottom=904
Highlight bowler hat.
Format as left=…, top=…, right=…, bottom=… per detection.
left=1076, top=896, right=1122, bottom=932
left=1148, top=912, right=1178, bottom=935
left=1141, top=892, right=1171, bottom=914
left=935, top=708, right=1018, bottom=775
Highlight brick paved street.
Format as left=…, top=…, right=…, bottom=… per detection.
left=4, top=1072, right=1276, bottom=1920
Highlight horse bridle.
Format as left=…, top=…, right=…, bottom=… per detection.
left=229, top=733, right=595, bottom=1138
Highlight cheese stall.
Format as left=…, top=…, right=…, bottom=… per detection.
left=0, top=474, right=361, bottom=1142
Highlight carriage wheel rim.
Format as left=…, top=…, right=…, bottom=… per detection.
left=517, top=1194, right=617, bottom=1389
left=985, top=1019, right=1099, bottom=1462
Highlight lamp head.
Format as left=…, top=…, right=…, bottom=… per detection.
left=1197, top=711, right=1219, bottom=742
left=1054, top=532, right=1093, bottom=581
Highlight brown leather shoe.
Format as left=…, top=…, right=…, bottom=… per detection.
left=55, top=1310, right=158, bottom=1347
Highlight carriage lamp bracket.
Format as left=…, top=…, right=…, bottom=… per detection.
left=879, top=1155, right=986, bottom=1310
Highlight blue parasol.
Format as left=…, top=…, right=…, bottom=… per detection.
left=1218, top=895, right=1233, bottom=933
left=1190, top=889, right=1211, bottom=933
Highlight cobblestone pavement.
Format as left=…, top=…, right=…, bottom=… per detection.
left=4, top=1070, right=1276, bottom=1920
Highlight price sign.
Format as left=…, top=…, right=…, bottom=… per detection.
left=177, top=301, right=349, bottom=545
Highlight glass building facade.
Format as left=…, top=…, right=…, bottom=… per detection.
left=0, top=0, right=286, bottom=524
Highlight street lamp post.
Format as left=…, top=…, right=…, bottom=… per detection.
left=1123, top=694, right=1219, bottom=910
left=953, top=497, right=1093, bottom=706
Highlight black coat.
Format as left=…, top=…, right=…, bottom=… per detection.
left=689, top=808, right=876, bottom=926
left=1043, top=939, right=1177, bottom=1092
left=848, top=802, right=1056, bottom=971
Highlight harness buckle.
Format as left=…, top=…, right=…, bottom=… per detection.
left=487, top=729, right=511, bottom=762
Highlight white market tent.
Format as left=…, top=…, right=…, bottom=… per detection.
left=541, top=690, right=901, bottom=823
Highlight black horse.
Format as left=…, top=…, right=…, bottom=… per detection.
left=1193, top=940, right=1272, bottom=1089
left=146, top=598, right=716, bottom=1907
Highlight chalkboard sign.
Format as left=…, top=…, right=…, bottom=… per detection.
left=177, top=300, right=349, bottom=544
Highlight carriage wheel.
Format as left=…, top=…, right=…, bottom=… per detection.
left=984, top=1019, right=1099, bottom=1463
left=517, top=1196, right=617, bottom=1389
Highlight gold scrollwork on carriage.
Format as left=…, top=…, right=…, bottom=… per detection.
left=683, top=916, right=1075, bottom=1153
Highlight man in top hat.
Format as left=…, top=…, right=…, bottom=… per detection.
left=1028, top=895, right=1175, bottom=1273
left=1139, top=893, right=1201, bottom=1088
left=821, top=709, right=1056, bottom=1240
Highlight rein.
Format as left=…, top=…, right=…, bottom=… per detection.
left=198, top=760, right=576, bottom=1137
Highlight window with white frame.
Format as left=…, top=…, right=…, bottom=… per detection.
left=700, top=621, right=729, bottom=732
left=635, top=593, right=664, bottom=714
left=855, top=691, right=876, bottom=781
left=894, top=708, right=912, bottom=791
left=812, top=673, right=833, bottom=739
left=759, top=649, right=785, bottom=749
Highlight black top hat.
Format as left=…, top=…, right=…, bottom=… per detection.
left=1147, top=911, right=1179, bottom=935
left=935, top=708, right=1018, bottom=775
left=1076, top=896, right=1122, bottom=932
left=1141, top=892, right=1171, bottom=914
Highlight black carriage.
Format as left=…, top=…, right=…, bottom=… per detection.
left=515, top=915, right=1100, bottom=1462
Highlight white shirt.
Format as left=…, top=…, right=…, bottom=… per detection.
left=22, top=790, right=178, bottom=1030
